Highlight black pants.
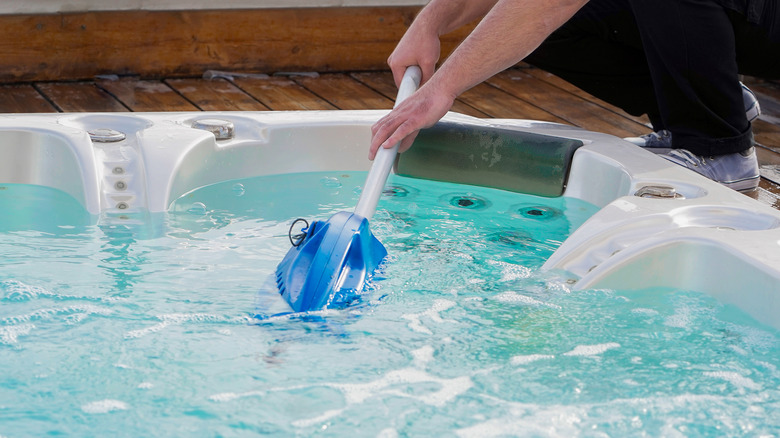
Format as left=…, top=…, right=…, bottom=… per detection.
left=525, top=0, right=780, bottom=156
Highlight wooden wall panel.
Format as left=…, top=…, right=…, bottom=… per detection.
left=0, top=7, right=473, bottom=83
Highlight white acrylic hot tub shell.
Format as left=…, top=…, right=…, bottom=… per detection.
left=0, top=111, right=778, bottom=329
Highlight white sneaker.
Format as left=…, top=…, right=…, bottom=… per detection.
left=663, top=147, right=760, bottom=192
left=624, top=129, right=672, bottom=153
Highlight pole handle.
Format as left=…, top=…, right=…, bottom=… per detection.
left=354, top=66, right=422, bottom=219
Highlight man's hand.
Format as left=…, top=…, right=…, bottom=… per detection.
left=371, top=0, right=587, bottom=161
left=369, top=81, right=455, bottom=160
left=387, top=25, right=441, bottom=88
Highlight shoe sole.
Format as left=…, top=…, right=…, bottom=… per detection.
left=720, top=175, right=760, bottom=193
left=623, top=138, right=671, bottom=154
left=642, top=146, right=672, bottom=155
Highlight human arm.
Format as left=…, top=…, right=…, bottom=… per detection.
left=370, top=0, right=589, bottom=160
left=388, top=0, right=500, bottom=86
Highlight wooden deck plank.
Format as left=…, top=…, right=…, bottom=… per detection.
left=0, top=84, right=58, bottom=113
left=458, top=82, right=568, bottom=123
left=96, top=78, right=198, bottom=112
left=350, top=71, right=491, bottom=118
left=232, top=76, right=337, bottom=111
left=522, top=67, right=652, bottom=128
left=753, top=119, right=780, bottom=153
left=164, top=78, right=270, bottom=111
left=487, top=70, right=649, bottom=138
left=34, top=82, right=128, bottom=112
left=292, top=73, right=394, bottom=110
left=756, top=179, right=780, bottom=210
left=757, top=145, right=780, bottom=166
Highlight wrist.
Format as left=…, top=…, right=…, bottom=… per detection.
left=427, top=63, right=466, bottom=101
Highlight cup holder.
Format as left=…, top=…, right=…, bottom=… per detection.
left=58, top=114, right=154, bottom=136
left=633, top=182, right=707, bottom=200
left=671, top=205, right=780, bottom=231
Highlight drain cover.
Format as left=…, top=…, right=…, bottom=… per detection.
left=88, top=128, right=126, bottom=143
left=192, top=118, right=235, bottom=140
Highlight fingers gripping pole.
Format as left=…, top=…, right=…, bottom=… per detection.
left=354, top=66, right=422, bottom=220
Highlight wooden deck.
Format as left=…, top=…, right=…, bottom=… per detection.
left=2, top=66, right=780, bottom=208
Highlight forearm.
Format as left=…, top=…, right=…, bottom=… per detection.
left=389, top=0, right=500, bottom=84
left=430, top=0, right=588, bottom=98
left=370, top=0, right=588, bottom=159
left=413, top=0, right=500, bottom=37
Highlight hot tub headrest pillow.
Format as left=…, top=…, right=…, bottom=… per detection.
left=395, top=121, right=584, bottom=198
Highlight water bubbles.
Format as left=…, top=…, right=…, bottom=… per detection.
left=320, top=176, right=342, bottom=189
left=231, top=183, right=245, bottom=197
left=187, top=202, right=208, bottom=215
left=81, top=399, right=129, bottom=414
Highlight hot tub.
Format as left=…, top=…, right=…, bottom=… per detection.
left=2, top=110, right=779, bottom=435
left=2, top=111, right=777, bottom=329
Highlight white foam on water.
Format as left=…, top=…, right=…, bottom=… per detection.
left=209, top=344, right=472, bottom=430
left=208, top=390, right=266, bottom=403
left=631, top=307, right=659, bottom=316
left=494, top=291, right=561, bottom=309
left=0, top=324, right=34, bottom=344
left=510, top=354, right=555, bottom=365
left=563, top=342, right=621, bottom=357
left=1, top=280, right=51, bottom=301
left=401, top=299, right=456, bottom=335
left=456, top=402, right=583, bottom=438
left=412, top=345, right=434, bottom=368
left=2, top=305, right=112, bottom=325
left=703, top=371, right=762, bottom=391
left=456, top=392, right=759, bottom=438
left=486, top=259, right=532, bottom=282
left=727, top=323, right=778, bottom=350
left=728, top=344, right=749, bottom=356
left=664, top=305, right=698, bottom=329
left=0, top=279, right=123, bottom=303
left=81, top=399, right=129, bottom=414
left=291, top=408, right=346, bottom=428
left=754, top=360, right=779, bottom=376
left=211, top=372, right=472, bottom=428
left=331, top=368, right=472, bottom=407
left=377, top=428, right=399, bottom=438
left=124, top=313, right=249, bottom=338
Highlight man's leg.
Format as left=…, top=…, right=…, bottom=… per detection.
left=731, top=5, right=780, bottom=79
left=628, top=0, right=752, bottom=156
left=524, top=0, right=664, bottom=128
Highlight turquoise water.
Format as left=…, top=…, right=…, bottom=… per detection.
left=0, top=173, right=778, bottom=437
